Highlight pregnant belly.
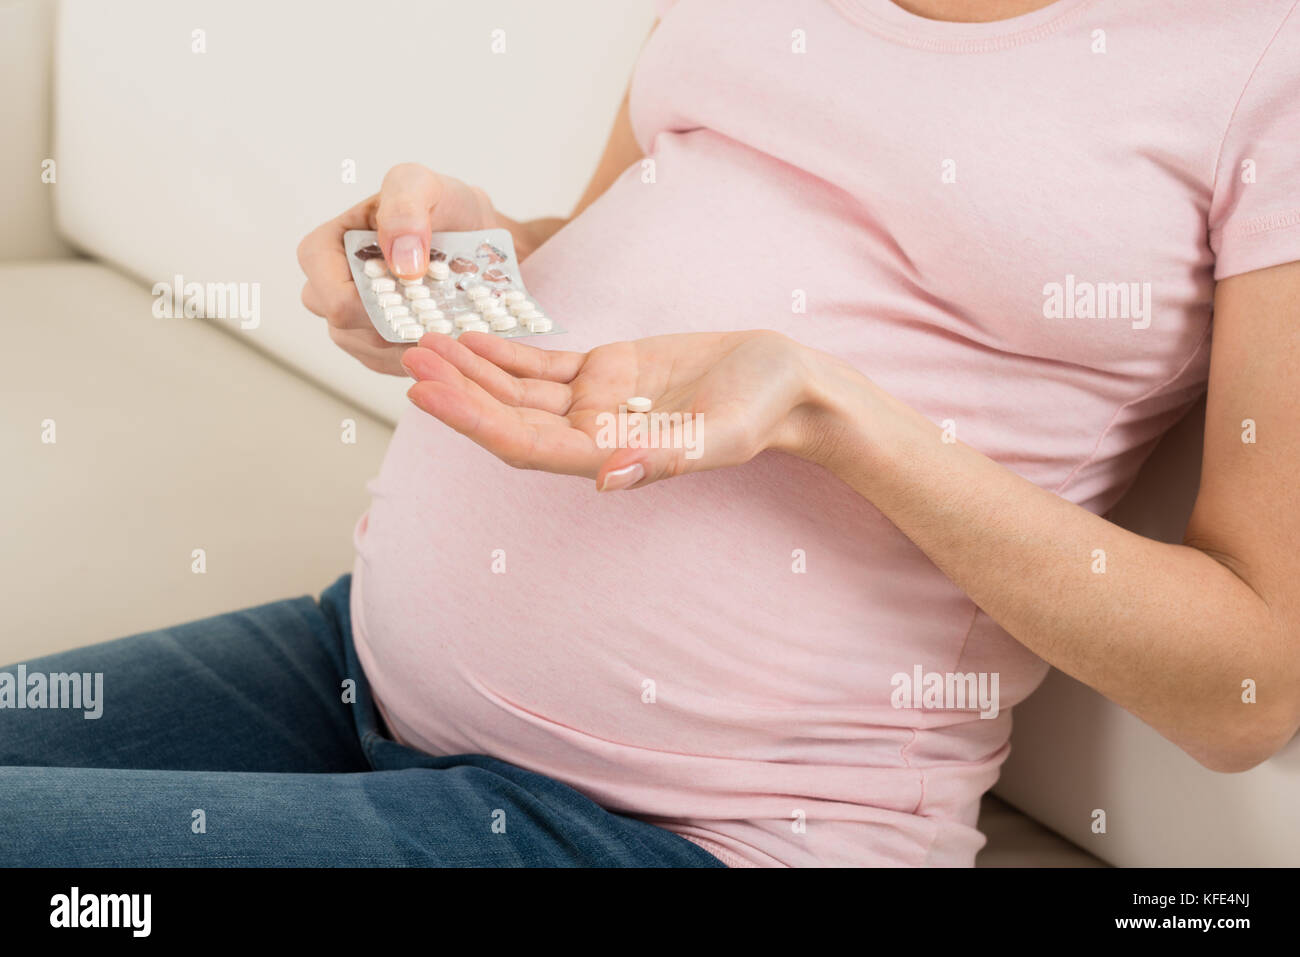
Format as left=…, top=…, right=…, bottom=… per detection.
left=350, top=403, right=1027, bottom=866
left=349, top=132, right=1049, bottom=866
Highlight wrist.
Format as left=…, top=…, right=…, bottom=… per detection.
left=776, top=342, right=893, bottom=475
left=501, top=215, right=568, bottom=261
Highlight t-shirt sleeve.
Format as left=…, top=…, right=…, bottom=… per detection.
left=1208, top=2, right=1300, bottom=281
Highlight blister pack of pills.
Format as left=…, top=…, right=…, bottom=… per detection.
left=344, top=228, right=561, bottom=343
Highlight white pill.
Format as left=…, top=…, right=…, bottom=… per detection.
left=508, top=301, right=532, bottom=316
left=527, top=316, right=553, bottom=333
left=376, top=292, right=403, bottom=307
left=424, top=317, right=454, bottom=335
left=413, top=300, right=442, bottom=316
left=626, top=396, right=652, bottom=413
left=461, top=320, right=491, bottom=334
left=454, top=313, right=483, bottom=328
left=370, top=278, right=396, bottom=294
left=482, top=302, right=507, bottom=318
left=363, top=260, right=387, bottom=278
left=502, top=290, right=525, bottom=303
left=466, top=285, right=490, bottom=300
left=404, top=285, right=431, bottom=300
left=490, top=314, right=518, bottom=331
left=397, top=324, right=424, bottom=341
left=384, top=302, right=411, bottom=317
left=518, top=309, right=543, bottom=322
left=399, top=277, right=423, bottom=286
left=427, top=261, right=450, bottom=281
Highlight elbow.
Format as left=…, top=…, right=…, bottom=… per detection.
left=1187, top=713, right=1299, bottom=774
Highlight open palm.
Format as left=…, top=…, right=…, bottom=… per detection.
left=402, top=329, right=817, bottom=489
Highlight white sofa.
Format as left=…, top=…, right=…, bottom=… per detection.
left=3, top=0, right=1295, bottom=867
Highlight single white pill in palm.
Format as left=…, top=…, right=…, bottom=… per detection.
left=626, top=396, right=652, bottom=413
left=363, top=260, right=387, bottom=278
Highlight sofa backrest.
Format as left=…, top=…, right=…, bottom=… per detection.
left=0, top=0, right=71, bottom=261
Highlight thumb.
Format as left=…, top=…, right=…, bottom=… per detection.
left=596, top=445, right=687, bottom=492
left=376, top=164, right=442, bottom=279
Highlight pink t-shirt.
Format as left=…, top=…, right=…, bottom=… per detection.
left=351, top=0, right=1300, bottom=867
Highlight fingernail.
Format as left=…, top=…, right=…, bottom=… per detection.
left=390, top=235, right=423, bottom=277
left=599, top=463, right=645, bottom=492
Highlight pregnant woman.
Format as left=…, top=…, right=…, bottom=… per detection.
left=4, top=0, right=1299, bottom=867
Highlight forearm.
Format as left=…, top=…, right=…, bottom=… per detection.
left=795, top=352, right=1293, bottom=771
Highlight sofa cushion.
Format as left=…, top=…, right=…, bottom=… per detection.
left=975, top=795, right=1105, bottom=868
left=0, top=261, right=389, bottom=661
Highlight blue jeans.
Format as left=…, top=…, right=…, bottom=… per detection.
left=0, top=575, right=723, bottom=867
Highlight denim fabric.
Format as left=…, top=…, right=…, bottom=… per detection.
left=0, top=575, right=723, bottom=867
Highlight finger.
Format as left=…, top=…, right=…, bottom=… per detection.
left=595, top=409, right=712, bottom=491
left=405, top=334, right=572, bottom=414
left=296, top=194, right=383, bottom=277
left=402, top=345, right=570, bottom=428
left=407, top=373, right=600, bottom=476
left=376, top=164, right=442, bottom=279
left=299, top=275, right=373, bottom=335
left=596, top=442, right=694, bottom=492
left=456, top=332, right=587, bottom=383
left=297, top=198, right=391, bottom=334
left=327, top=325, right=410, bottom=376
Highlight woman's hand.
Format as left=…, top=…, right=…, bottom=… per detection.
left=402, top=329, right=836, bottom=490
left=296, top=164, right=498, bottom=375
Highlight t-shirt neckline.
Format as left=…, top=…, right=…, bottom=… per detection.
left=828, top=0, right=1097, bottom=52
